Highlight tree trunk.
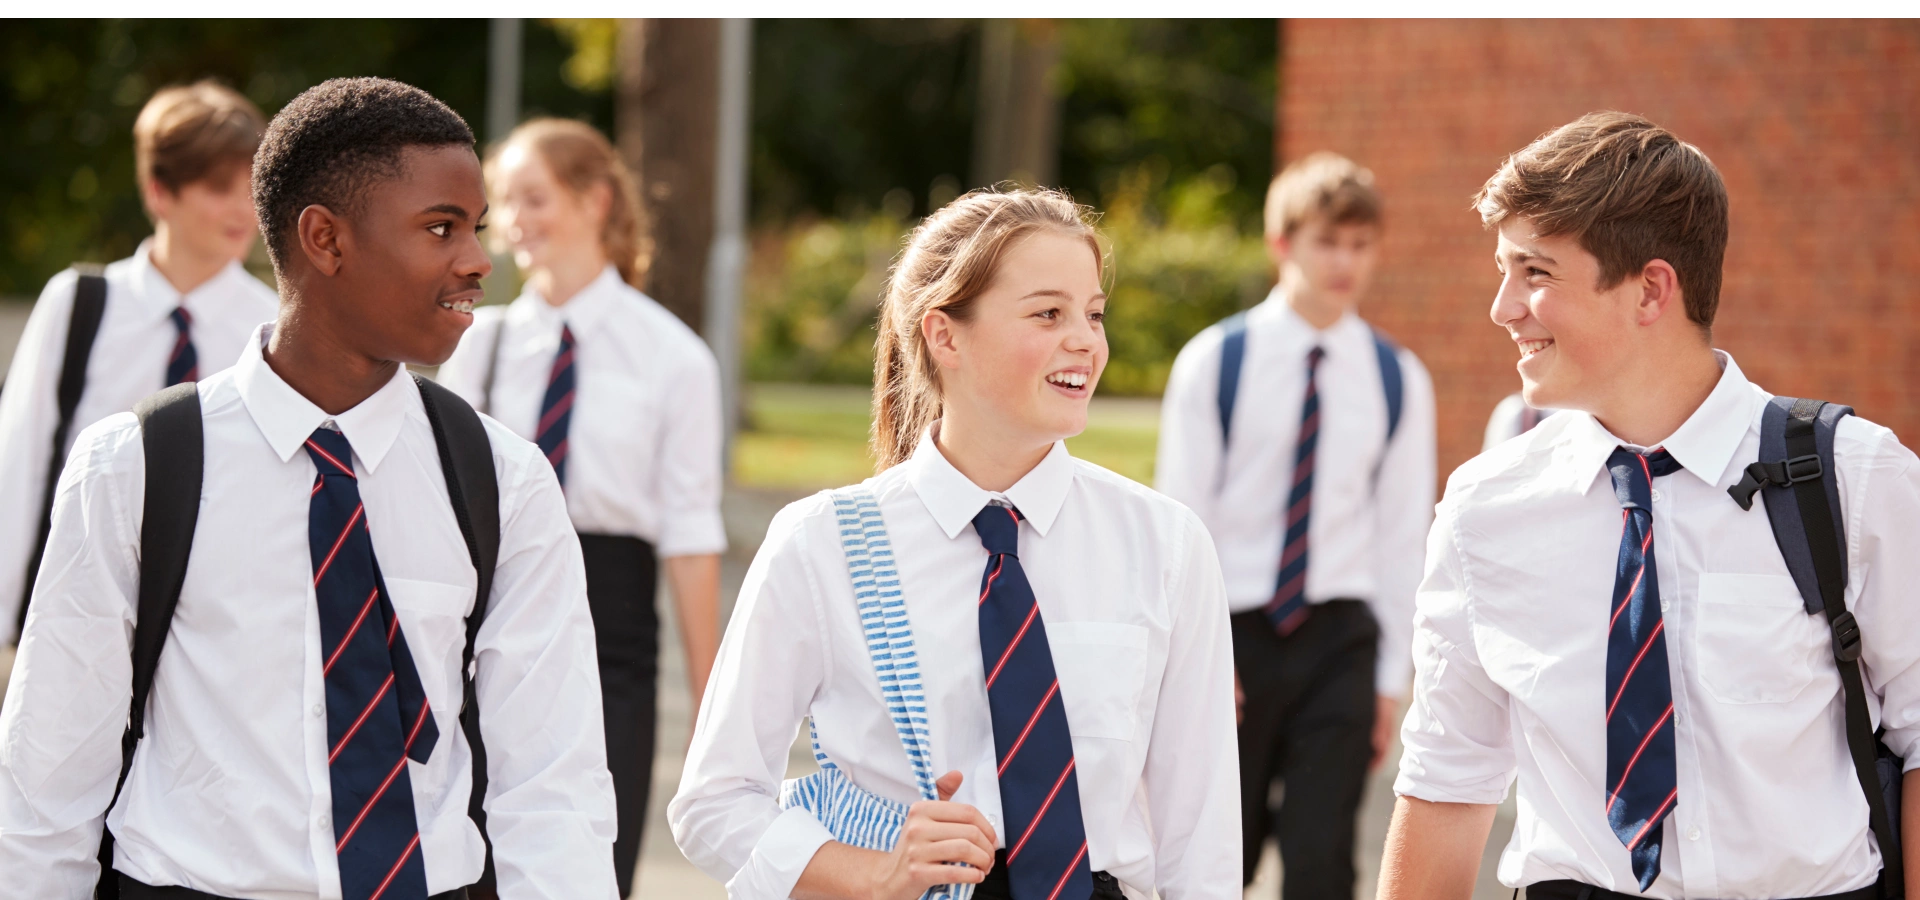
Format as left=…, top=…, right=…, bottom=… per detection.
left=971, top=19, right=1062, bottom=190
left=616, top=18, right=720, bottom=334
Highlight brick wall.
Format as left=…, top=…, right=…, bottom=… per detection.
left=1279, top=20, right=1920, bottom=484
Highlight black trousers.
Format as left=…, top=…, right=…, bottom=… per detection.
left=972, top=849, right=1128, bottom=900
left=580, top=534, right=660, bottom=900
left=1233, top=601, right=1379, bottom=900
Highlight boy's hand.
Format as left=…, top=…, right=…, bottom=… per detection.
left=1372, top=694, right=1400, bottom=770
left=870, top=771, right=996, bottom=900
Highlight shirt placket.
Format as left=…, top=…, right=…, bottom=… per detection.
left=1657, top=482, right=1719, bottom=899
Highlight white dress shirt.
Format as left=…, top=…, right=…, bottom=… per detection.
left=0, top=241, right=278, bottom=640
left=0, top=326, right=617, bottom=900
left=1155, top=291, right=1436, bottom=697
left=435, top=266, right=726, bottom=557
left=1396, top=352, right=1920, bottom=898
left=670, top=432, right=1240, bottom=900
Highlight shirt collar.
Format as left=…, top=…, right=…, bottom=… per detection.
left=524, top=264, right=624, bottom=332
left=906, top=425, right=1075, bottom=539
left=1551, top=350, right=1758, bottom=494
left=130, top=238, right=256, bottom=318
left=234, top=324, right=414, bottom=474
left=1254, top=285, right=1368, bottom=354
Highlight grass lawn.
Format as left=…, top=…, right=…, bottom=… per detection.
left=734, top=383, right=1162, bottom=489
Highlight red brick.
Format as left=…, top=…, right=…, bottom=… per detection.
left=1280, top=20, right=1920, bottom=482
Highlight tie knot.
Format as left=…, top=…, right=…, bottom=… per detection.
left=1606, top=447, right=1681, bottom=510
left=971, top=503, right=1023, bottom=557
left=170, top=306, right=193, bottom=330
left=304, top=427, right=357, bottom=478
left=1307, top=346, right=1325, bottom=368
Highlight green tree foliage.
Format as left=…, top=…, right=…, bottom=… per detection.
left=1, top=19, right=610, bottom=297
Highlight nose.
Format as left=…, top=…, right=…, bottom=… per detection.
left=460, top=229, right=494, bottom=280
left=1062, top=308, right=1103, bottom=353
left=1490, top=270, right=1528, bottom=330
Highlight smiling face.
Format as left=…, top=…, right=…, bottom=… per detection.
left=930, top=228, right=1108, bottom=448
left=490, top=141, right=608, bottom=276
left=1490, top=217, right=1653, bottom=412
left=328, top=144, right=492, bottom=366
left=147, top=164, right=259, bottom=264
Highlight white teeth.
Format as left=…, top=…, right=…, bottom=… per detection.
left=1517, top=338, right=1552, bottom=358
left=438, top=299, right=475, bottom=313
left=1047, top=372, right=1087, bottom=388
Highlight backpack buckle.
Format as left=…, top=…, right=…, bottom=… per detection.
left=1727, top=454, right=1825, bottom=511
left=1831, top=610, right=1864, bottom=663
left=1783, top=453, right=1824, bottom=484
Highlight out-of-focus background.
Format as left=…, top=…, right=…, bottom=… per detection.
left=3, top=17, right=1917, bottom=899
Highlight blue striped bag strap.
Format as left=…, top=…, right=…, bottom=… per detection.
left=830, top=486, right=939, bottom=801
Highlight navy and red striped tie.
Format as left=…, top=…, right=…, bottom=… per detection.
left=1264, top=345, right=1324, bottom=636
left=166, top=306, right=198, bottom=386
left=306, top=428, right=437, bottom=900
left=1604, top=447, right=1682, bottom=891
left=973, top=504, right=1092, bottom=900
left=537, top=325, right=576, bottom=486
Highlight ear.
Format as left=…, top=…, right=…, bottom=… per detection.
left=1633, top=259, right=1683, bottom=328
left=296, top=204, right=347, bottom=277
left=587, top=181, right=613, bottom=228
left=921, top=308, right=964, bottom=372
left=1266, top=232, right=1292, bottom=268
left=141, top=179, right=173, bottom=221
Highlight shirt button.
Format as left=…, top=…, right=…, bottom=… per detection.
left=1687, top=825, right=1702, bottom=841
left=318, top=814, right=331, bottom=828
left=1661, top=600, right=1671, bottom=613
left=312, top=704, right=325, bottom=718
left=1651, top=488, right=1664, bottom=502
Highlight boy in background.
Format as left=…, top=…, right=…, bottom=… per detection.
left=0, top=80, right=278, bottom=645
left=1157, top=152, right=1436, bottom=900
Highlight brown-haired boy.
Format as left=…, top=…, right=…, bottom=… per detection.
left=1157, top=151, right=1436, bottom=900
left=0, top=80, right=278, bottom=644
left=1381, top=111, right=1920, bottom=900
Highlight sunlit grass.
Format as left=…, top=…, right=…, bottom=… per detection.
left=733, top=383, right=1161, bottom=489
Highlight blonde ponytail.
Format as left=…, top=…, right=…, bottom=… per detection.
left=487, top=118, right=652, bottom=288
left=871, top=187, right=1103, bottom=471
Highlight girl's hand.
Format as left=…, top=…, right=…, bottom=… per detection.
left=869, top=771, right=997, bottom=900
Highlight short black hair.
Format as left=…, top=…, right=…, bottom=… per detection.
left=252, top=77, right=474, bottom=272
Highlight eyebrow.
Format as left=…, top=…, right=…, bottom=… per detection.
left=421, top=203, right=475, bottom=220
left=1019, top=289, right=1107, bottom=302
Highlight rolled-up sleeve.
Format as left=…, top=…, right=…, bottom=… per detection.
left=1144, top=513, right=1241, bottom=898
left=1393, top=495, right=1516, bottom=806
left=652, top=341, right=727, bottom=558
left=472, top=436, right=619, bottom=899
left=670, top=501, right=832, bottom=899
left=1845, top=424, right=1920, bottom=768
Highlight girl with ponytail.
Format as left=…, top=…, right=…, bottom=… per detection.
left=435, top=117, right=726, bottom=899
left=672, top=188, right=1239, bottom=900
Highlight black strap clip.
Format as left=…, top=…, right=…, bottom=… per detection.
left=1727, top=453, right=1825, bottom=510
left=1831, top=610, right=1864, bottom=663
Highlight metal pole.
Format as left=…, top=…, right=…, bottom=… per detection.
left=487, top=19, right=523, bottom=146
left=483, top=19, right=524, bottom=305
left=704, top=18, right=752, bottom=467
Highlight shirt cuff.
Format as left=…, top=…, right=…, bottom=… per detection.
left=657, top=508, right=728, bottom=558
left=725, top=806, right=836, bottom=900
left=1392, top=769, right=1512, bottom=806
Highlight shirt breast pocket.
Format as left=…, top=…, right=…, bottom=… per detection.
left=1695, top=573, right=1820, bottom=705
left=1046, top=622, right=1150, bottom=741
left=383, top=578, right=474, bottom=714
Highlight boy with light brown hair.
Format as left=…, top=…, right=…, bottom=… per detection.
left=0, top=80, right=278, bottom=643
left=1382, top=111, right=1920, bottom=900
left=1157, top=152, right=1436, bottom=900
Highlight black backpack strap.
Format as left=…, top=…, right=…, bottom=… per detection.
left=1371, top=327, right=1404, bottom=444
left=1215, top=312, right=1250, bottom=445
left=95, top=383, right=203, bottom=899
left=21, top=270, right=108, bottom=636
left=1728, top=396, right=1902, bottom=900
left=412, top=373, right=501, bottom=890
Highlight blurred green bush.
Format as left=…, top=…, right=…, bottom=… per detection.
left=743, top=164, right=1274, bottom=397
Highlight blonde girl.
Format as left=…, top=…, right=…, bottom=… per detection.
left=671, top=189, right=1239, bottom=900
left=435, top=117, right=726, bottom=898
